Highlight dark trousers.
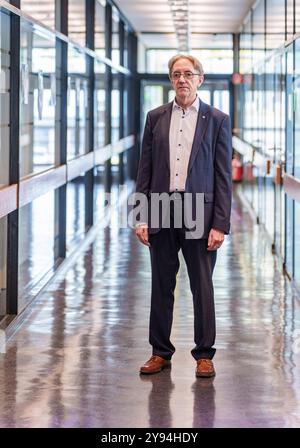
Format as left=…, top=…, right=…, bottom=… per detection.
left=149, top=222, right=217, bottom=361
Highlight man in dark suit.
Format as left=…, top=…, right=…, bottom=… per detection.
left=135, top=55, right=232, bottom=378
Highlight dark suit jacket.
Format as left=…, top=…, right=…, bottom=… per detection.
left=135, top=99, right=232, bottom=238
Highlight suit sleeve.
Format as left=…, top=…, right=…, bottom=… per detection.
left=135, top=112, right=153, bottom=195
left=212, top=115, right=232, bottom=234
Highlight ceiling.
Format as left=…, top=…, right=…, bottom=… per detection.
left=114, top=0, right=256, bottom=48
left=18, top=0, right=257, bottom=50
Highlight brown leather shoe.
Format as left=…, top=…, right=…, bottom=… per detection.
left=140, top=355, right=171, bottom=374
left=196, top=359, right=215, bottom=378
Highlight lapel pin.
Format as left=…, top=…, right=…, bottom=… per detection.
left=202, top=115, right=206, bottom=118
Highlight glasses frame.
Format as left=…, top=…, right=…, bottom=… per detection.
left=170, top=71, right=202, bottom=81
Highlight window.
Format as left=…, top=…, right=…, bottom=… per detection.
left=21, top=0, right=55, bottom=30
left=0, top=10, right=10, bottom=187
left=95, top=0, right=106, bottom=58
left=20, top=21, right=56, bottom=177
left=67, top=45, right=89, bottom=160
left=68, top=0, right=86, bottom=47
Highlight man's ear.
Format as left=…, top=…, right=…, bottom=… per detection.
left=199, top=75, right=204, bottom=87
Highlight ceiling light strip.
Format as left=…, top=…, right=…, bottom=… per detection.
left=168, top=0, right=190, bottom=52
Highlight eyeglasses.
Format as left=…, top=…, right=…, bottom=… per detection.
left=170, top=71, right=201, bottom=80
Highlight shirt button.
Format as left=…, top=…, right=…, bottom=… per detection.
left=178, top=144, right=181, bottom=146
left=180, top=130, right=182, bottom=132
left=176, top=174, right=178, bottom=176
left=177, top=158, right=179, bottom=161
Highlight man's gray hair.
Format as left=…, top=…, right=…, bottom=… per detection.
left=168, top=54, right=204, bottom=76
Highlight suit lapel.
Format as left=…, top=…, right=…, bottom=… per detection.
left=160, top=102, right=173, bottom=172
left=187, top=100, right=210, bottom=175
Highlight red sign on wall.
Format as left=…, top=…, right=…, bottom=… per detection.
left=231, top=73, right=244, bottom=85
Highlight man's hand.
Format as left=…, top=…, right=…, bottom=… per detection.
left=135, top=224, right=150, bottom=247
left=207, top=228, right=224, bottom=251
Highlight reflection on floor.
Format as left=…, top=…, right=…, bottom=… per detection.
left=0, top=190, right=300, bottom=428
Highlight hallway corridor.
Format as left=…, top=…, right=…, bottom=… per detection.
left=0, top=189, right=300, bottom=428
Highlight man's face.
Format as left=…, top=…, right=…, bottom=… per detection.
left=170, top=58, right=204, bottom=103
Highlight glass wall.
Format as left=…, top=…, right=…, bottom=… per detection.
left=193, top=49, right=233, bottom=74
left=0, top=217, right=7, bottom=318
left=0, top=1, right=136, bottom=319
left=21, top=0, right=55, bottom=30
left=94, top=60, right=106, bottom=152
left=0, top=9, right=10, bottom=188
left=274, top=51, right=285, bottom=255
left=111, top=73, right=120, bottom=145
left=239, top=18, right=252, bottom=143
left=67, top=45, right=89, bottom=160
left=20, top=21, right=56, bottom=177
left=124, top=76, right=129, bottom=137
left=142, top=84, right=163, bottom=124
left=111, top=70, right=120, bottom=168
left=296, top=0, right=300, bottom=34
left=145, top=34, right=233, bottom=74
left=285, top=43, right=294, bottom=277
left=295, top=202, right=300, bottom=286
left=95, top=0, right=106, bottom=58
left=295, top=39, right=300, bottom=179
left=266, top=0, right=285, bottom=53
left=68, top=0, right=86, bottom=46
left=294, top=38, right=300, bottom=285
left=146, top=48, right=233, bottom=74
left=18, top=191, right=55, bottom=312
left=112, top=6, right=120, bottom=66
left=124, top=25, right=129, bottom=69
left=66, top=177, right=85, bottom=250
left=287, top=0, right=294, bottom=41
left=238, top=0, right=300, bottom=289
left=0, top=9, right=10, bottom=317
left=146, top=50, right=175, bottom=74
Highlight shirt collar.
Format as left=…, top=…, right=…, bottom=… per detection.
left=173, top=95, right=200, bottom=113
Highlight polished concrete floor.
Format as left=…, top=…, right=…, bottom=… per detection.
left=0, top=190, right=300, bottom=428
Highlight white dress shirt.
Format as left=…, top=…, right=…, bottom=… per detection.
left=169, top=95, right=200, bottom=192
